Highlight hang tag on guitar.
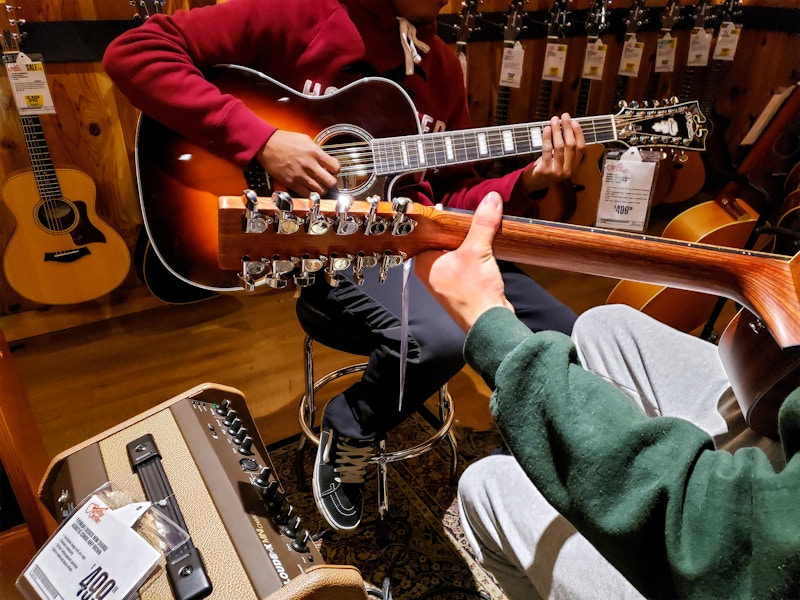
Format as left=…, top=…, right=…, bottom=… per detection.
left=581, top=39, right=607, bottom=80
left=655, top=34, right=678, bottom=73
left=499, top=42, right=524, bottom=88
left=541, top=42, right=567, bottom=82
left=687, top=28, right=712, bottom=67
left=595, top=148, right=660, bottom=232
left=617, top=36, right=644, bottom=77
left=713, top=22, right=741, bottom=61
left=4, top=52, right=56, bottom=115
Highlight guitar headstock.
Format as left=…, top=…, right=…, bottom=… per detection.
left=659, top=0, right=685, bottom=32
left=691, top=0, right=714, bottom=30
left=545, top=0, right=569, bottom=40
left=622, top=0, right=647, bottom=36
left=613, top=100, right=707, bottom=152
left=584, top=0, right=610, bottom=39
left=1, top=1, right=24, bottom=61
left=217, top=193, right=441, bottom=290
left=132, top=0, right=165, bottom=21
left=503, top=0, right=526, bottom=44
left=715, top=0, right=743, bottom=28
left=455, top=0, right=480, bottom=50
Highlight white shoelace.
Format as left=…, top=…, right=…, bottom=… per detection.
left=331, top=438, right=373, bottom=484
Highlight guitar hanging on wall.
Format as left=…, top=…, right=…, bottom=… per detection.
left=487, top=0, right=526, bottom=179
left=0, top=6, right=130, bottom=306
left=566, top=0, right=610, bottom=226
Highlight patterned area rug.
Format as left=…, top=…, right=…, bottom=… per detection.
left=268, top=413, right=508, bottom=600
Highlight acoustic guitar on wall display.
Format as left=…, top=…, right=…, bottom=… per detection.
left=1, top=6, right=130, bottom=306
left=135, top=64, right=707, bottom=293
left=643, top=0, right=706, bottom=206
left=216, top=192, right=800, bottom=439
left=566, top=0, right=610, bottom=226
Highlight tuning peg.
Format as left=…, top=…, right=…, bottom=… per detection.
left=364, top=195, right=388, bottom=236
left=617, top=100, right=628, bottom=109
left=272, top=191, right=302, bottom=234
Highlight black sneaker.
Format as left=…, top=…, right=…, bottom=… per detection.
left=312, top=424, right=373, bottom=531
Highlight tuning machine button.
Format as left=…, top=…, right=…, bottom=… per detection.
left=272, top=191, right=302, bottom=234
left=391, top=197, right=417, bottom=236
left=335, top=195, right=361, bottom=235
left=364, top=195, right=388, bottom=235
left=244, top=189, right=273, bottom=233
left=306, top=192, right=333, bottom=235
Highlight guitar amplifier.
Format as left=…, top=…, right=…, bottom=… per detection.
left=38, top=383, right=325, bottom=600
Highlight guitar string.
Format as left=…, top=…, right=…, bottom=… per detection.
left=322, top=113, right=697, bottom=176
left=21, top=117, right=68, bottom=238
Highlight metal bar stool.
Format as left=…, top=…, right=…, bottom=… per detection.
left=294, top=298, right=459, bottom=521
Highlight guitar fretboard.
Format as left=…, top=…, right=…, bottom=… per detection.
left=19, top=115, right=62, bottom=200
left=371, top=115, right=616, bottom=176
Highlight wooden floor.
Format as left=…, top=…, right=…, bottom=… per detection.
left=5, top=265, right=617, bottom=458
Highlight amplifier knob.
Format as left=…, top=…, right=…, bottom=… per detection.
left=238, top=435, right=254, bottom=455
left=223, top=409, right=238, bottom=427
left=254, top=466, right=272, bottom=487
left=282, top=515, right=301, bottom=538
left=234, top=427, right=249, bottom=444
left=216, top=399, right=231, bottom=416
left=291, top=529, right=310, bottom=553
left=228, top=418, right=243, bottom=435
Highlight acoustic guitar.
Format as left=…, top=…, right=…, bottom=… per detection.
left=487, top=0, right=527, bottom=179
left=609, top=0, right=673, bottom=204
left=136, top=64, right=707, bottom=293
left=216, top=193, right=800, bottom=439
left=1, top=7, right=130, bottom=306
left=567, top=0, right=610, bottom=226
left=645, top=0, right=707, bottom=206
left=528, top=0, right=578, bottom=223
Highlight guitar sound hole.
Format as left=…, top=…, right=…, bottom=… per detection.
left=36, top=199, right=77, bottom=233
left=317, top=125, right=374, bottom=197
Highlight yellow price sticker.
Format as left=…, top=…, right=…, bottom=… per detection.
left=25, top=63, right=43, bottom=72
left=24, top=95, right=44, bottom=108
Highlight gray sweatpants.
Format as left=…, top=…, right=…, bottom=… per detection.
left=458, top=304, right=783, bottom=600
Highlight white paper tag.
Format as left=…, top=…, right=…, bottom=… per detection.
left=581, top=39, right=608, bottom=80
left=4, top=53, right=57, bottom=115
left=654, top=34, right=677, bottom=73
left=617, top=36, right=644, bottom=77
left=499, top=42, right=525, bottom=88
left=20, top=495, right=160, bottom=600
left=457, top=51, right=468, bottom=88
left=687, top=28, right=712, bottom=67
left=713, top=21, right=741, bottom=61
left=595, top=148, right=657, bottom=232
left=541, top=42, right=568, bottom=82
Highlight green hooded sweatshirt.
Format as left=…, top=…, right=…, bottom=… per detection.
left=465, top=307, right=800, bottom=599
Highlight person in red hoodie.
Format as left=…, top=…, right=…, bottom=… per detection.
left=103, top=0, right=585, bottom=532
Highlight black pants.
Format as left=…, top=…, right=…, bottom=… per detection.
left=297, top=261, right=576, bottom=440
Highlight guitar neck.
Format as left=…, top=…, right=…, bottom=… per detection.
left=217, top=196, right=800, bottom=349
left=371, top=113, right=616, bottom=176
left=19, top=115, right=62, bottom=200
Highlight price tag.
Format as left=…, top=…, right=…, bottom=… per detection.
left=499, top=42, right=525, bottom=88
left=617, top=36, right=644, bottom=77
left=581, top=39, right=608, bottom=80
left=595, top=148, right=659, bottom=232
left=541, top=42, right=567, bottom=82
left=655, top=34, right=677, bottom=73
left=19, top=495, right=160, bottom=600
left=713, top=22, right=741, bottom=61
left=4, top=53, right=56, bottom=115
left=687, top=28, right=712, bottom=67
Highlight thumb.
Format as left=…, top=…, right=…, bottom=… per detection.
left=462, top=192, right=503, bottom=253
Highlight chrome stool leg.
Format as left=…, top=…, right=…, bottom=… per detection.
left=297, top=336, right=459, bottom=518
